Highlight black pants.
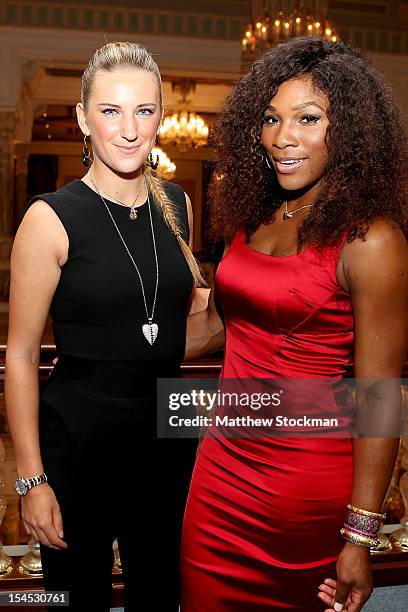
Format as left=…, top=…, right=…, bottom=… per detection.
left=39, top=399, right=196, bottom=611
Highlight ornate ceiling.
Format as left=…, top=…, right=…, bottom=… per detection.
left=1, top=0, right=407, bottom=54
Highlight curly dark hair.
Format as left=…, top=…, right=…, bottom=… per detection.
left=209, top=36, right=408, bottom=250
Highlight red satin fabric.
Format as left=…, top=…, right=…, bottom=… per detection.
left=181, top=232, right=355, bottom=611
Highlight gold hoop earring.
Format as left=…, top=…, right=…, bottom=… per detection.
left=82, top=134, right=91, bottom=167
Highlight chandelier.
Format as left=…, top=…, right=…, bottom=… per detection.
left=159, top=79, right=209, bottom=151
left=151, top=146, right=176, bottom=180
left=242, top=0, right=339, bottom=68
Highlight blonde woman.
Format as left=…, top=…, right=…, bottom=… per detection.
left=5, top=42, right=203, bottom=611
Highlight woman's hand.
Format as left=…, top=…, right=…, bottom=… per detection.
left=317, top=542, right=373, bottom=611
left=21, top=484, right=68, bottom=550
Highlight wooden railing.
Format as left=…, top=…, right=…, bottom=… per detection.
left=0, top=344, right=224, bottom=378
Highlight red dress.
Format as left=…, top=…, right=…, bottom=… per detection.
left=181, top=231, right=355, bottom=611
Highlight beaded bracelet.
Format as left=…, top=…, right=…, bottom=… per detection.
left=343, top=523, right=379, bottom=538
left=340, top=504, right=385, bottom=549
left=344, top=506, right=384, bottom=538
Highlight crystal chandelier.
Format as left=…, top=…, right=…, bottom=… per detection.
left=242, top=0, right=339, bottom=68
left=159, top=79, right=209, bottom=152
left=151, top=146, right=176, bottom=180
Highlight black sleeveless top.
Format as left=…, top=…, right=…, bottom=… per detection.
left=27, top=179, right=193, bottom=365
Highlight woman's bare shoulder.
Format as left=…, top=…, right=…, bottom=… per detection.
left=343, top=218, right=407, bottom=260
left=341, top=217, right=408, bottom=296
left=15, top=200, right=69, bottom=267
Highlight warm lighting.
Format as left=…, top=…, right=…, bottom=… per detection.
left=150, top=146, right=176, bottom=180
left=159, top=79, right=209, bottom=151
left=242, top=0, right=339, bottom=70
left=159, top=111, right=208, bottom=151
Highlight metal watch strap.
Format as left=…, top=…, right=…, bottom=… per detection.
left=27, top=473, right=48, bottom=489
left=20, top=473, right=48, bottom=490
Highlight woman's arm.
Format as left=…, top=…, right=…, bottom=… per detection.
left=184, top=193, right=226, bottom=360
left=5, top=200, right=69, bottom=549
left=319, top=219, right=408, bottom=612
left=185, top=284, right=225, bottom=360
left=346, top=219, right=408, bottom=513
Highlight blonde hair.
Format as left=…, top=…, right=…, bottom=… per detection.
left=81, top=41, right=204, bottom=286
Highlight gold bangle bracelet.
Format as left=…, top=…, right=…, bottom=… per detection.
left=347, top=504, right=386, bottom=520
left=341, top=527, right=375, bottom=543
left=340, top=527, right=379, bottom=548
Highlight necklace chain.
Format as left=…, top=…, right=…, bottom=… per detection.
left=283, top=200, right=313, bottom=220
left=90, top=172, right=159, bottom=344
left=91, top=175, right=146, bottom=220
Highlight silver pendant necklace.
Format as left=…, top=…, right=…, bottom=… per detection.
left=90, top=173, right=159, bottom=345
left=283, top=200, right=313, bottom=220
left=92, top=178, right=145, bottom=221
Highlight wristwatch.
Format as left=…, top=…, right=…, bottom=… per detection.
left=15, top=473, right=48, bottom=496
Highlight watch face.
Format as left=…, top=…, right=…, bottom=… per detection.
left=15, top=479, right=27, bottom=496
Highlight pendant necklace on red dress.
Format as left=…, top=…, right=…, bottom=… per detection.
left=282, top=200, right=313, bottom=220
left=90, top=172, right=159, bottom=346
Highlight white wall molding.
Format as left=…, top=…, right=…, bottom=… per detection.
left=1, top=26, right=407, bottom=130
left=0, top=26, right=241, bottom=114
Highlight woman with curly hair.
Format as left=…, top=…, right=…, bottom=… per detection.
left=181, top=37, right=408, bottom=611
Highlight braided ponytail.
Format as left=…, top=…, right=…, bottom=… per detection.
left=144, top=166, right=205, bottom=286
